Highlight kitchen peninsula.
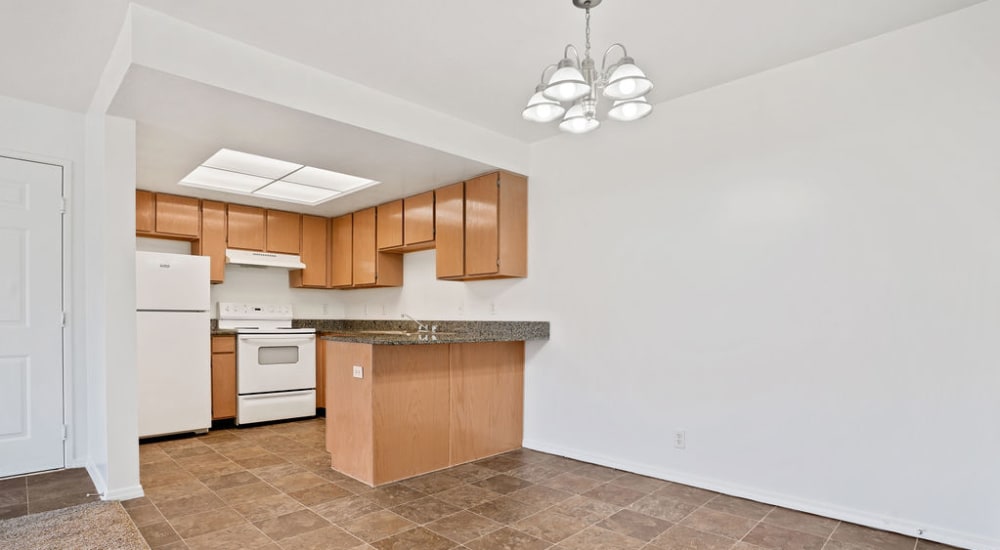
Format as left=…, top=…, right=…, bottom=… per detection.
left=318, top=321, right=548, bottom=486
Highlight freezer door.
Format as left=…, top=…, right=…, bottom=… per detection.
left=136, top=251, right=210, bottom=311
left=137, top=311, right=211, bottom=437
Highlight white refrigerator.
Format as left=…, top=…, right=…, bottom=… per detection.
left=136, top=251, right=211, bottom=438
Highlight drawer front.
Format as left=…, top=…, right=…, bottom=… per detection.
left=212, top=335, right=236, bottom=353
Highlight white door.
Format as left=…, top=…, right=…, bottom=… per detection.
left=0, top=155, right=64, bottom=477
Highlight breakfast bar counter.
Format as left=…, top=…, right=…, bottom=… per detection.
left=317, top=320, right=548, bottom=487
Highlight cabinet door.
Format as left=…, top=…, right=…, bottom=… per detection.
left=330, top=214, right=353, bottom=288
left=464, top=174, right=500, bottom=277
left=404, top=191, right=435, bottom=248
left=376, top=200, right=403, bottom=250
left=197, top=200, right=227, bottom=284
left=352, top=207, right=377, bottom=286
left=291, top=215, right=328, bottom=288
left=211, top=335, right=237, bottom=420
left=266, top=210, right=301, bottom=254
left=136, top=190, right=155, bottom=233
left=435, top=182, right=465, bottom=279
left=315, top=338, right=326, bottom=409
left=227, top=204, right=265, bottom=250
left=155, top=194, right=201, bottom=238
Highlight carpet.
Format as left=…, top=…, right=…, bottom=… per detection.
left=0, top=501, right=150, bottom=550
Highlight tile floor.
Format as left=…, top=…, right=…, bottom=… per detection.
left=125, top=418, right=959, bottom=550
left=0, top=467, right=100, bottom=519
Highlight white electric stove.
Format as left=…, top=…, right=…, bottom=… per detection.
left=218, top=303, right=316, bottom=425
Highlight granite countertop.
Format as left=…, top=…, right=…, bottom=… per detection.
left=211, top=320, right=549, bottom=344
left=314, top=320, right=549, bottom=345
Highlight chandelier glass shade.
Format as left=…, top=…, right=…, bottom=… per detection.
left=523, top=0, right=653, bottom=134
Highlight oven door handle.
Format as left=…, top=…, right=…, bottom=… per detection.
left=238, top=337, right=315, bottom=345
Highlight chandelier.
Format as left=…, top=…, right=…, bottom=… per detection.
left=522, top=0, right=653, bottom=134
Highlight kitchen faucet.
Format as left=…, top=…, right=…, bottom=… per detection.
left=401, top=313, right=431, bottom=333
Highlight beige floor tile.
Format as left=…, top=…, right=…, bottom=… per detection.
left=649, top=483, right=718, bottom=507
left=743, top=522, right=826, bottom=550
left=597, top=509, right=672, bottom=541
left=464, top=526, right=550, bottom=550
left=680, top=507, right=758, bottom=540
left=764, top=507, right=840, bottom=538
left=425, top=511, right=503, bottom=544
left=468, top=495, right=547, bottom=524
left=830, top=522, right=916, bottom=550
left=515, top=509, right=590, bottom=543
left=370, top=526, right=457, bottom=550
left=169, top=507, right=247, bottom=539
left=581, top=483, right=645, bottom=507
left=627, top=492, right=699, bottom=523
left=551, top=494, right=622, bottom=524
left=390, top=496, right=461, bottom=524
left=704, top=494, right=774, bottom=522
left=230, top=493, right=305, bottom=523
left=340, top=510, right=416, bottom=543
left=648, top=524, right=737, bottom=550
left=277, top=525, right=365, bottom=550
left=555, top=525, right=645, bottom=550
left=312, top=494, right=384, bottom=523
left=254, top=509, right=330, bottom=541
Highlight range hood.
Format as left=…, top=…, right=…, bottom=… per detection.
left=225, top=249, right=306, bottom=269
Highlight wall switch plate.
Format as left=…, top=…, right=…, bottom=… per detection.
left=673, top=430, right=686, bottom=449
left=352, top=365, right=363, bottom=379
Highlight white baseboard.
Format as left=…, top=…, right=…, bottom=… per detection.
left=103, top=484, right=144, bottom=501
left=522, top=438, right=997, bottom=550
left=84, top=462, right=107, bottom=497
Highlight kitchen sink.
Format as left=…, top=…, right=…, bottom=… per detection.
left=327, top=330, right=458, bottom=337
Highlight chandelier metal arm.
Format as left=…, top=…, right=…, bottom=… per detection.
left=562, top=44, right=582, bottom=65
left=600, top=43, right=630, bottom=75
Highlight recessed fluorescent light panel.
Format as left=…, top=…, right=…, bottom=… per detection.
left=179, top=148, right=379, bottom=206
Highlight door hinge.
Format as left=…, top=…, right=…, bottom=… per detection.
left=60, top=311, right=67, bottom=327
left=62, top=425, right=68, bottom=441
left=60, top=197, right=67, bottom=213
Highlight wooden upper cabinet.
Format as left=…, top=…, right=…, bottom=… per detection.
left=464, top=174, right=501, bottom=277
left=135, top=190, right=200, bottom=240
left=376, top=200, right=404, bottom=251
left=435, top=181, right=466, bottom=279
left=330, top=213, right=354, bottom=288
left=227, top=204, right=265, bottom=251
left=290, top=215, right=329, bottom=288
left=436, top=172, right=527, bottom=280
left=378, top=191, right=436, bottom=253
left=352, top=207, right=402, bottom=288
left=352, top=208, right=378, bottom=286
left=136, top=190, right=155, bottom=233
left=195, top=200, right=227, bottom=284
left=403, top=191, right=435, bottom=250
left=266, top=210, right=301, bottom=254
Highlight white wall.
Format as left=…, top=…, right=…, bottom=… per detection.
left=0, top=96, right=91, bottom=473
left=519, top=3, right=999, bottom=548
left=83, top=113, right=142, bottom=499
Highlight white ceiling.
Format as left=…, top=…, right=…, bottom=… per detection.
left=0, top=0, right=985, bottom=215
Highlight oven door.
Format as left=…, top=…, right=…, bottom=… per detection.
left=237, top=333, right=316, bottom=394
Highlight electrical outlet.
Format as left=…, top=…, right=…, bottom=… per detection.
left=352, top=366, right=363, bottom=379
left=673, top=430, right=686, bottom=449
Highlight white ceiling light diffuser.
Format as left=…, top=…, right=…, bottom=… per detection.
left=179, top=149, right=379, bottom=206
left=523, top=0, right=654, bottom=134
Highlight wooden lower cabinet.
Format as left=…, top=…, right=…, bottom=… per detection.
left=325, top=340, right=524, bottom=486
left=211, top=335, right=237, bottom=420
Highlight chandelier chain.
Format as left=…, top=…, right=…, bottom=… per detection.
left=585, top=8, right=591, bottom=59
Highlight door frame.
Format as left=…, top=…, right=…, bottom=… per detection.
left=0, top=148, right=73, bottom=472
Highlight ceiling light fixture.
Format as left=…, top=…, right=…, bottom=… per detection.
left=179, top=149, right=379, bottom=206
left=523, top=0, right=653, bottom=134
